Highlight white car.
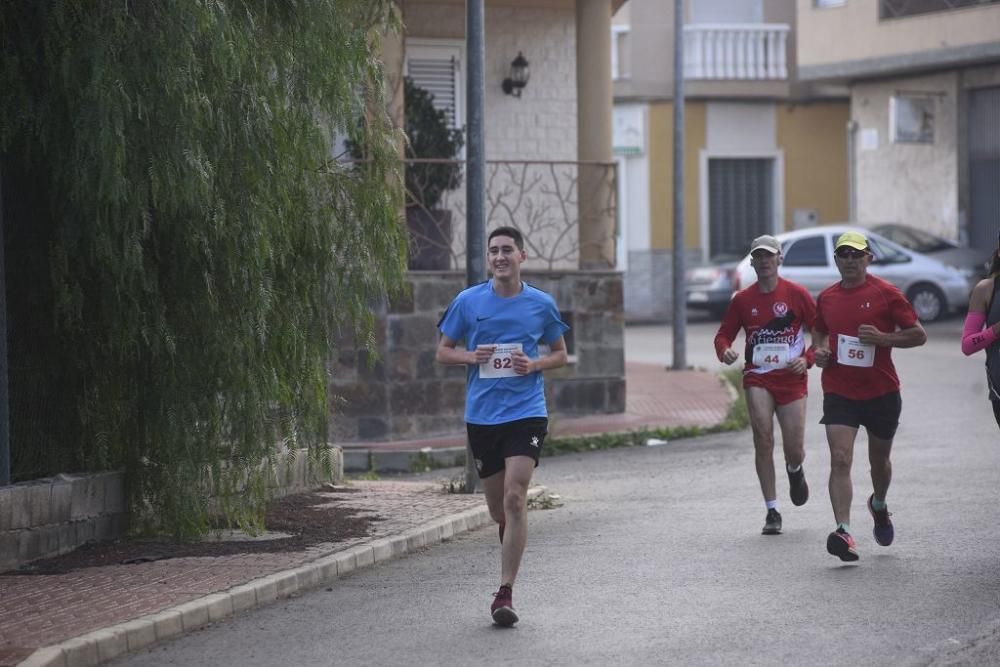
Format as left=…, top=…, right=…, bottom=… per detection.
left=734, top=226, right=970, bottom=322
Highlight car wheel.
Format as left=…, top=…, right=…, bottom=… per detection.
left=906, top=283, right=946, bottom=322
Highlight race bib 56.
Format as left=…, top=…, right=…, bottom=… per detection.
left=837, top=334, right=875, bottom=368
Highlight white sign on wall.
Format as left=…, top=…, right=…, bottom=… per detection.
left=614, top=107, right=645, bottom=156
left=860, top=128, right=879, bottom=151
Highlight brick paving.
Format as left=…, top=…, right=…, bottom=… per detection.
left=0, top=362, right=731, bottom=666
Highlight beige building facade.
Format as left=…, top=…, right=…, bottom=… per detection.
left=391, top=0, right=625, bottom=270
left=614, top=0, right=849, bottom=321
left=797, top=0, right=1000, bottom=251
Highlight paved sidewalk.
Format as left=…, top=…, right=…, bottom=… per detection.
left=0, top=362, right=732, bottom=667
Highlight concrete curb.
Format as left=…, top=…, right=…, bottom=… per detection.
left=19, top=487, right=546, bottom=667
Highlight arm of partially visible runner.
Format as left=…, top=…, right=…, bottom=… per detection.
left=961, top=279, right=1000, bottom=355
left=512, top=336, right=567, bottom=375
left=436, top=334, right=494, bottom=366
left=961, top=311, right=999, bottom=355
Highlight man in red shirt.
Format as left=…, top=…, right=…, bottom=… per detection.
left=715, top=235, right=817, bottom=536
left=814, top=231, right=927, bottom=562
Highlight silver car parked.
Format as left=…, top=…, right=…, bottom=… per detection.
left=734, top=225, right=970, bottom=322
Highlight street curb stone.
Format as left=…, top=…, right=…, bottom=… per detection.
left=19, top=488, right=541, bottom=667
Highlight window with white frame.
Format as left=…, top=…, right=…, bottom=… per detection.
left=880, top=0, right=999, bottom=20
left=405, top=40, right=463, bottom=130
left=612, top=25, right=630, bottom=80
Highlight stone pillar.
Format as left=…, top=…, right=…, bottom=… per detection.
left=576, top=0, right=616, bottom=269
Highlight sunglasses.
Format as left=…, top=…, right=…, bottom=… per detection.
left=835, top=247, right=868, bottom=259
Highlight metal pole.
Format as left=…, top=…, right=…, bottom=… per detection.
left=846, top=120, right=858, bottom=222
left=464, top=0, right=486, bottom=492
left=671, top=0, right=687, bottom=371
left=0, top=164, right=9, bottom=486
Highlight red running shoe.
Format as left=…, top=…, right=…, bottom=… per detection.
left=826, top=527, right=859, bottom=562
left=491, top=585, right=518, bottom=626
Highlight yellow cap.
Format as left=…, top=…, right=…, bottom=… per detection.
left=835, top=231, right=868, bottom=251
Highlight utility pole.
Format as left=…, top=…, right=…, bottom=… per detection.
left=671, top=0, right=687, bottom=371
left=464, top=0, right=486, bottom=492
left=0, top=165, right=9, bottom=486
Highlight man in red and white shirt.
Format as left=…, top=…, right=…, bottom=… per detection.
left=715, top=234, right=817, bottom=536
left=814, top=231, right=927, bottom=562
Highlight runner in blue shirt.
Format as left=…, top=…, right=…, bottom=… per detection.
left=436, top=226, right=569, bottom=627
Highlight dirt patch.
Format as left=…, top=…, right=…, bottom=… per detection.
left=11, top=487, right=382, bottom=574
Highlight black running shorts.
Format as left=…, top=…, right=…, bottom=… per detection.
left=820, top=392, right=902, bottom=441
left=466, top=417, right=548, bottom=479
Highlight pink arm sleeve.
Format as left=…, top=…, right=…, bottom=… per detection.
left=961, top=311, right=998, bottom=355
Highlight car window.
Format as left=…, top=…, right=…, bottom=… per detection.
left=866, top=236, right=909, bottom=264
left=782, top=236, right=828, bottom=267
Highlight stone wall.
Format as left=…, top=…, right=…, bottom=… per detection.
left=0, top=448, right=344, bottom=573
left=329, top=270, right=626, bottom=443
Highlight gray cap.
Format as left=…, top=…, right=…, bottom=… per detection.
left=749, top=235, right=781, bottom=254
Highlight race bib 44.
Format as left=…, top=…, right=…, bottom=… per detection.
left=752, top=343, right=790, bottom=370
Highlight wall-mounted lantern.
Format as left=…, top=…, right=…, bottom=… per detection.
left=502, top=52, right=530, bottom=98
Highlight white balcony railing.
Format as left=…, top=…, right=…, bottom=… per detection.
left=684, top=23, right=789, bottom=81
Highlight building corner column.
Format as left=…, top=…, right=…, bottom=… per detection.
left=576, top=0, right=616, bottom=269
left=380, top=3, right=406, bottom=158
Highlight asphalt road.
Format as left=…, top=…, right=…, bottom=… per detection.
left=115, top=317, right=1000, bottom=667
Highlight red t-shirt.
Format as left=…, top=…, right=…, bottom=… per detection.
left=714, top=278, right=817, bottom=383
left=814, top=274, right=919, bottom=400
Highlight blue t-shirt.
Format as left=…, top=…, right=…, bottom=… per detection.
left=438, top=280, right=569, bottom=425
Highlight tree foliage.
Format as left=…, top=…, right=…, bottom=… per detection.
left=0, top=0, right=406, bottom=537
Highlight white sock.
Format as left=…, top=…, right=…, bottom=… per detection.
left=766, top=499, right=778, bottom=510
left=787, top=463, right=801, bottom=473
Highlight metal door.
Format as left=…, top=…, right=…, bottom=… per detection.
left=708, top=157, right=774, bottom=260
left=969, top=86, right=1000, bottom=251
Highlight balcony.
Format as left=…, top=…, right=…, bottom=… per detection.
left=683, top=24, right=789, bottom=81
left=403, top=159, right=618, bottom=272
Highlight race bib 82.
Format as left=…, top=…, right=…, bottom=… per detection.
left=479, top=343, right=523, bottom=378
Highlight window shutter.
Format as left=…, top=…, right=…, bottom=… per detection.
left=406, top=43, right=462, bottom=129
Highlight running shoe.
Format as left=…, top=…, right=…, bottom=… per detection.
left=867, top=494, right=895, bottom=547
left=491, top=585, right=518, bottom=627
left=826, top=527, right=859, bottom=562
left=788, top=466, right=809, bottom=506
left=762, top=508, right=782, bottom=535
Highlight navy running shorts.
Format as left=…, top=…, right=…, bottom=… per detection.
left=466, top=417, right=548, bottom=479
